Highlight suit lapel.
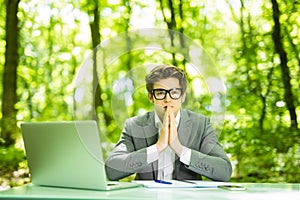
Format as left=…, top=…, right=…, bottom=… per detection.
left=141, top=112, right=158, bottom=146
left=172, top=110, right=193, bottom=179
left=178, top=110, right=193, bottom=147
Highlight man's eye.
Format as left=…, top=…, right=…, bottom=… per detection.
left=156, top=91, right=165, bottom=95
left=171, top=90, right=180, bottom=94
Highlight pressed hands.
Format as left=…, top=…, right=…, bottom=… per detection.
left=155, top=106, right=183, bottom=156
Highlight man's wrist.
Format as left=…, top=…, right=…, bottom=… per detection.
left=155, top=143, right=162, bottom=153
left=174, top=144, right=183, bottom=156
left=156, top=141, right=168, bottom=153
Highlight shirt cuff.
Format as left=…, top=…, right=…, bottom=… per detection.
left=147, top=144, right=159, bottom=164
left=179, top=146, right=191, bottom=166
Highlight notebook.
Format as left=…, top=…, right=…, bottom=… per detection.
left=21, top=120, right=141, bottom=191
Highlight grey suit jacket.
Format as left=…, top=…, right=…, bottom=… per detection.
left=105, top=109, right=232, bottom=181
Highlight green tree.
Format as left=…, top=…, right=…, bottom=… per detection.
left=223, top=0, right=299, bottom=182
left=271, top=0, right=298, bottom=130
left=1, top=0, right=20, bottom=147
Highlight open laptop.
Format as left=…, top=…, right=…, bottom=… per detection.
left=21, top=120, right=141, bottom=190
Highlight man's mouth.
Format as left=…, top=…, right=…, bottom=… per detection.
left=163, top=105, right=172, bottom=110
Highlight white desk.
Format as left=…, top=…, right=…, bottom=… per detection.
left=0, top=182, right=299, bottom=200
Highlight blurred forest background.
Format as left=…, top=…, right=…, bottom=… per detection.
left=1, top=0, right=299, bottom=190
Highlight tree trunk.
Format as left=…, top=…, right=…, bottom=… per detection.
left=89, top=0, right=112, bottom=126
left=91, top=43, right=102, bottom=123
left=271, top=0, right=298, bottom=129
left=159, top=0, right=177, bottom=65
left=1, top=0, right=20, bottom=147
left=90, top=0, right=101, bottom=122
left=122, top=0, right=137, bottom=116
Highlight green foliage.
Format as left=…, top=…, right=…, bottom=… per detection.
left=221, top=118, right=300, bottom=183
left=0, top=146, right=25, bottom=174
left=0, top=146, right=29, bottom=188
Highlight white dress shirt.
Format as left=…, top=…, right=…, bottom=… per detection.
left=146, top=111, right=191, bottom=180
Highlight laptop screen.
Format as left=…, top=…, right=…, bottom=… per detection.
left=21, top=121, right=108, bottom=190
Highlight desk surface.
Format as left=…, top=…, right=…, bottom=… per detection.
left=0, top=182, right=299, bottom=200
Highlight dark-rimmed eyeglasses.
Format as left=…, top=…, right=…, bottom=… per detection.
left=152, top=88, right=183, bottom=100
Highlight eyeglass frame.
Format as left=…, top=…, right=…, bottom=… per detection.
left=151, top=88, right=183, bottom=100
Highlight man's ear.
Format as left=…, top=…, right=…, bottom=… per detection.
left=148, top=92, right=154, bottom=103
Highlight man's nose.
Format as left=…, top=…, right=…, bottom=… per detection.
left=164, top=92, right=172, bottom=102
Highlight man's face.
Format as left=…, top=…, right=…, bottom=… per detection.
left=148, top=77, right=186, bottom=120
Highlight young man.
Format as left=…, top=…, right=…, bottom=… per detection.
left=105, top=64, right=232, bottom=181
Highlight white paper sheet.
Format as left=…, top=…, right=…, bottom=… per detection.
left=133, top=180, right=235, bottom=188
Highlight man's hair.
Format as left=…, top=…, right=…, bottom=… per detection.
left=145, top=64, right=187, bottom=94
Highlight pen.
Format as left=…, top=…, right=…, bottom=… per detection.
left=155, top=180, right=172, bottom=185
left=178, top=180, right=196, bottom=184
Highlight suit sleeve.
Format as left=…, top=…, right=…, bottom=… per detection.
left=184, top=116, right=232, bottom=182
left=105, top=118, right=150, bottom=181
